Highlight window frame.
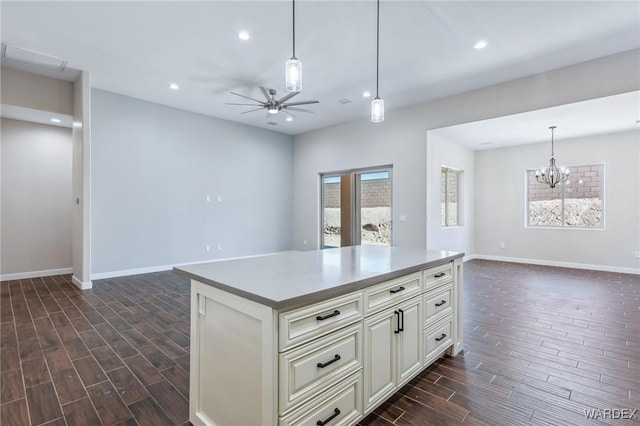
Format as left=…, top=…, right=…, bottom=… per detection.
left=525, top=163, right=605, bottom=230
left=441, top=166, right=462, bottom=228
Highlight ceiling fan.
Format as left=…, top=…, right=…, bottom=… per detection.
left=226, top=86, right=319, bottom=119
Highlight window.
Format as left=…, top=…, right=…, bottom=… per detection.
left=441, top=167, right=461, bottom=227
left=321, top=167, right=392, bottom=248
left=527, top=164, right=604, bottom=228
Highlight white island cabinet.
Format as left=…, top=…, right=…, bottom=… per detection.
left=175, top=246, right=463, bottom=426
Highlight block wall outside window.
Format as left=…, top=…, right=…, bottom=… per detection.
left=441, top=167, right=461, bottom=227
left=527, top=164, right=604, bottom=228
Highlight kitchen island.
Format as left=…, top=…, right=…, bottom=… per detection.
left=175, top=246, right=463, bottom=426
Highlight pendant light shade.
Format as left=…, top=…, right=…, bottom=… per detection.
left=285, top=0, right=302, bottom=92
left=371, top=0, right=383, bottom=122
left=535, top=126, right=570, bottom=188
left=285, top=58, right=302, bottom=92
left=371, top=98, right=384, bottom=122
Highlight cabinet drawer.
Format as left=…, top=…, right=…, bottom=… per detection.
left=280, top=292, right=363, bottom=351
left=424, top=284, right=453, bottom=327
left=280, top=371, right=363, bottom=426
left=280, top=323, right=363, bottom=414
left=423, top=263, right=453, bottom=291
left=364, top=272, right=422, bottom=315
left=424, top=316, right=453, bottom=365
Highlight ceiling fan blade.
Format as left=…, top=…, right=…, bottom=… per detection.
left=282, top=100, right=319, bottom=106
left=281, top=110, right=297, bottom=119
left=276, top=92, right=298, bottom=104
left=240, top=107, right=265, bottom=114
left=225, top=102, right=262, bottom=106
left=230, top=91, right=265, bottom=103
left=286, top=107, right=315, bottom=113
left=259, top=86, right=271, bottom=101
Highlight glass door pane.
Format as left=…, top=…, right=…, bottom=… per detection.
left=321, top=175, right=341, bottom=248
left=358, top=171, right=391, bottom=246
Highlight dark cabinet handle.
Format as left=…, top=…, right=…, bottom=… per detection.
left=317, top=354, right=341, bottom=368
left=317, top=408, right=341, bottom=426
left=434, top=272, right=446, bottom=278
left=389, top=286, right=405, bottom=294
left=435, top=333, right=447, bottom=341
left=435, top=300, right=447, bottom=307
left=316, top=310, right=340, bottom=321
left=394, top=309, right=405, bottom=334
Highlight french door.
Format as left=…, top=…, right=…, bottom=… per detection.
left=321, top=167, right=392, bottom=248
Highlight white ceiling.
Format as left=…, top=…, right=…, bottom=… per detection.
left=1, top=1, right=639, bottom=136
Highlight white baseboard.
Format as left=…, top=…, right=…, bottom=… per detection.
left=471, top=254, right=640, bottom=275
left=0, top=267, right=72, bottom=281
left=90, top=251, right=286, bottom=281
left=72, top=275, right=92, bottom=290
left=91, top=264, right=174, bottom=280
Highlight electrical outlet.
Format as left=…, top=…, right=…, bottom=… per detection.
left=635, top=252, right=640, bottom=259
left=303, top=240, right=307, bottom=245
left=500, top=242, right=505, bottom=249
left=217, top=195, right=222, bottom=202
left=205, top=195, right=210, bottom=202
left=205, top=245, right=211, bottom=252
left=217, top=244, right=222, bottom=251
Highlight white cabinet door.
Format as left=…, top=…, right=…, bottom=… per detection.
left=396, top=297, right=423, bottom=387
left=363, top=309, right=396, bottom=412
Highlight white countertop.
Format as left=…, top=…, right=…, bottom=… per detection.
left=174, top=246, right=463, bottom=310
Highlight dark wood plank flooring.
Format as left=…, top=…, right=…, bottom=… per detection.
left=1, top=260, right=639, bottom=425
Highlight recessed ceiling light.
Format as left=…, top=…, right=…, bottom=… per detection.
left=50, top=118, right=61, bottom=123
left=286, top=117, right=293, bottom=122
left=474, top=40, right=487, bottom=49
left=238, top=31, right=250, bottom=41
left=169, top=83, right=179, bottom=90
left=363, top=91, right=371, bottom=98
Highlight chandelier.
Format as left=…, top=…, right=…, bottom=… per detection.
left=535, top=126, right=569, bottom=188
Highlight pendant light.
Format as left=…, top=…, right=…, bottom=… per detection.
left=371, top=0, right=384, bottom=122
left=285, top=0, right=302, bottom=92
left=535, top=126, right=570, bottom=188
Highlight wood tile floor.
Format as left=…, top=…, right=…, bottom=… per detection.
left=1, top=259, right=639, bottom=425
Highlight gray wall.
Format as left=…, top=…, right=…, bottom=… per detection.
left=1, top=67, right=74, bottom=115
left=1, top=118, right=73, bottom=275
left=475, top=130, right=640, bottom=271
left=91, top=90, right=294, bottom=275
left=292, top=49, right=639, bottom=256
left=426, top=132, right=475, bottom=256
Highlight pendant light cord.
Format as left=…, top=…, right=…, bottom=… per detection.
left=376, top=0, right=380, bottom=99
left=549, top=126, right=556, bottom=157
left=292, top=0, right=296, bottom=59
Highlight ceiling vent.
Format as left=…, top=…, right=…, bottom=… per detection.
left=338, top=98, right=352, bottom=104
left=266, top=121, right=278, bottom=126
left=2, top=43, right=68, bottom=71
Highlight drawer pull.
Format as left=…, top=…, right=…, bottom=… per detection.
left=316, top=408, right=340, bottom=426
left=435, top=333, right=447, bottom=341
left=316, top=310, right=340, bottom=321
left=389, top=286, right=405, bottom=294
left=435, top=300, right=447, bottom=307
left=317, top=354, right=341, bottom=368
left=434, top=272, right=446, bottom=278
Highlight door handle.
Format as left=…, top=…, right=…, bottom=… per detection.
left=398, top=309, right=404, bottom=332
left=394, top=310, right=400, bottom=334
